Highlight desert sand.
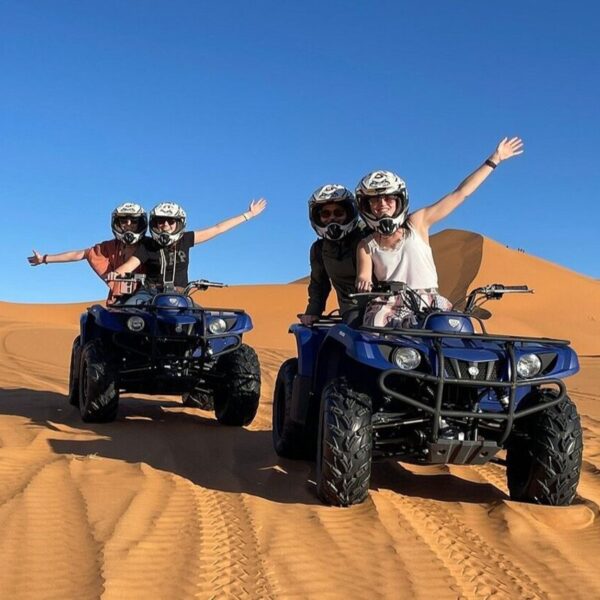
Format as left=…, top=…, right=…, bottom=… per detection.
left=1, top=229, right=599, bottom=599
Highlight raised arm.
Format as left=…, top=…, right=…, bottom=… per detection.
left=356, top=240, right=374, bottom=292
left=27, top=248, right=87, bottom=266
left=193, top=198, right=267, bottom=245
left=412, top=137, right=524, bottom=232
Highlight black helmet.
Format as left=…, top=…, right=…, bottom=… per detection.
left=308, top=184, right=358, bottom=240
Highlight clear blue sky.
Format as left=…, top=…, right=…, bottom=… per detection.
left=2, top=0, right=599, bottom=303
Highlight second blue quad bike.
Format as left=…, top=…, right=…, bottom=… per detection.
left=68, top=277, right=261, bottom=426
left=273, top=283, right=583, bottom=507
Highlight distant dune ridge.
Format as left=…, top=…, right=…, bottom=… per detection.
left=1, top=228, right=599, bottom=598
left=292, top=229, right=599, bottom=354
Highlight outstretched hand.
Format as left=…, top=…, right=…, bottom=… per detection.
left=28, top=250, right=44, bottom=266
left=493, top=137, right=524, bottom=163
left=248, top=198, right=267, bottom=218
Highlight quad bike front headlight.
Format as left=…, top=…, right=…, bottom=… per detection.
left=127, top=316, right=145, bottom=332
left=208, top=317, right=227, bottom=334
left=392, top=348, right=421, bottom=370
left=516, top=353, right=542, bottom=378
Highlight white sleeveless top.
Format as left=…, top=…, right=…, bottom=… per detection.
left=365, top=224, right=439, bottom=290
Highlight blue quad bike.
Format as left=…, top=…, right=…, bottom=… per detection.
left=68, top=276, right=261, bottom=425
left=273, top=283, right=583, bottom=507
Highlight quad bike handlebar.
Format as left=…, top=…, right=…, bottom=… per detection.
left=112, top=275, right=227, bottom=297
left=349, top=281, right=534, bottom=317
left=184, top=279, right=228, bottom=295
left=349, top=282, right=426, bottom=313
left=463, top=284, right=533, bottom=313
left=114, top=273, right=147, bottom=284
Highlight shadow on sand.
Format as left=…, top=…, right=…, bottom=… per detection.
left=1, top=387, right=510, bottom=506
left=370, top=460, right=508, bottom=503
left=0, top=388, right=319, bottom=505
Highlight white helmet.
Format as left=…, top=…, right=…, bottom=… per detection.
left=308, top=184, right=358, bottom=241
left=111, top=202, right=147, bottom=245
left=149, top=202, right=187, bottom=247
left=356, top=170, right=409, bottom=235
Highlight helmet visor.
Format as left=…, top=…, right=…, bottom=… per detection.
left=313, top=200, right=354, bottom=226
left=151, top=216, right=184, bottom=233
left=114, top=216, right=146, bottom=234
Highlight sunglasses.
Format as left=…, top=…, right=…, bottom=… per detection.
left=369, top=196, right=396, bottom=205
left=154, top=217, right=178, bottom=225
left=116, top=216, right=141, bottom=226
left=320, top=208, right=346, bottom=218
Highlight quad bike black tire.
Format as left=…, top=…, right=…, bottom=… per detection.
left=213, top=344, right=260, bottom=426
left=506, top=391, right=583, bottom=506
left=273, top=358, right=310, bottom=459
left=68, top=336, right=81, bottom=406
left=182, top=389, right=215, bottom=410
left=78, top=340, right=119, bottom=423
left=316, top=377, right=373, bottom=506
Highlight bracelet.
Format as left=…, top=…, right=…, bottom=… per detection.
left=243, top=213, right=250, bottom=221
left=42, top=254, right=48, bottom=264
left=485, top=159, right=498, bottom=169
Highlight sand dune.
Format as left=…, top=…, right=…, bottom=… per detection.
left=1, top=229, right=599, bottom=598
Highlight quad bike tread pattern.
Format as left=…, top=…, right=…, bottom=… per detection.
left=214, top=344, right=261, bottom=426
left=182, top=390, right=215, bottom=411
left=67, top=335, right=81, bottom=406
left=318, top=378, right=372, bottom=506
left=507, top=392, right=583, bottom=505
left=78, top=339, right=119, bottom=423
left=273, top=358, right=311, bottom=459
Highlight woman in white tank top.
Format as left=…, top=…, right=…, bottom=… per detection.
left=355, top=137, right=524, bottom=328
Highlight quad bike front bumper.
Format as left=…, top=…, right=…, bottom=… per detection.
left=374, top=331, right=572, bottom=463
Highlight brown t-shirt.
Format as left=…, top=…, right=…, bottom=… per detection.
left=85, top=239, right=145, bottom=304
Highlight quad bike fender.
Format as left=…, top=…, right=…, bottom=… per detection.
left=289, top=373, right=313, bottom=425
left=86, top=304, right=127, bottom=333
left=289, top=324, right=329, bottom=379
left=203, top=310, right=253, bottom=336
left=547, top=345, right=579, bottom=378
left=323, top=325, right=401, bottom=370
left=80, top=305, right=108, bottom=344
left=229, top=312, right=253, bottom=335
left=79, top=312, right=88, bottom=339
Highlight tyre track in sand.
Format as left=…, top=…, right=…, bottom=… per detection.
left=97, top=468, right=276, bottom=599
left=376, top=490, right=549, bottom=599
left=246, top=497, right=425, bottom=599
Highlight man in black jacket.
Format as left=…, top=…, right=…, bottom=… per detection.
left=301, top=184, right=369, bottom=325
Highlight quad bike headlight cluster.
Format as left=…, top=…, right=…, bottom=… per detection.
left=392, top=348, right=421, bottom=370
left=208, top=317, right=227, bottom=335
left=127, top=316, right=145, bottom=332
left=516, top=353, right=542, bottom=378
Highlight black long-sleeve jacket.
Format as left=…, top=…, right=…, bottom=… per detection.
left=305, top=227, right=368, bottom=317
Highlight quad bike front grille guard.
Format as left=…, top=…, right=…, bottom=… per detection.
left=111, top=329, right=242, bottom=373
left=374, top=331, right=569, bottom=445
